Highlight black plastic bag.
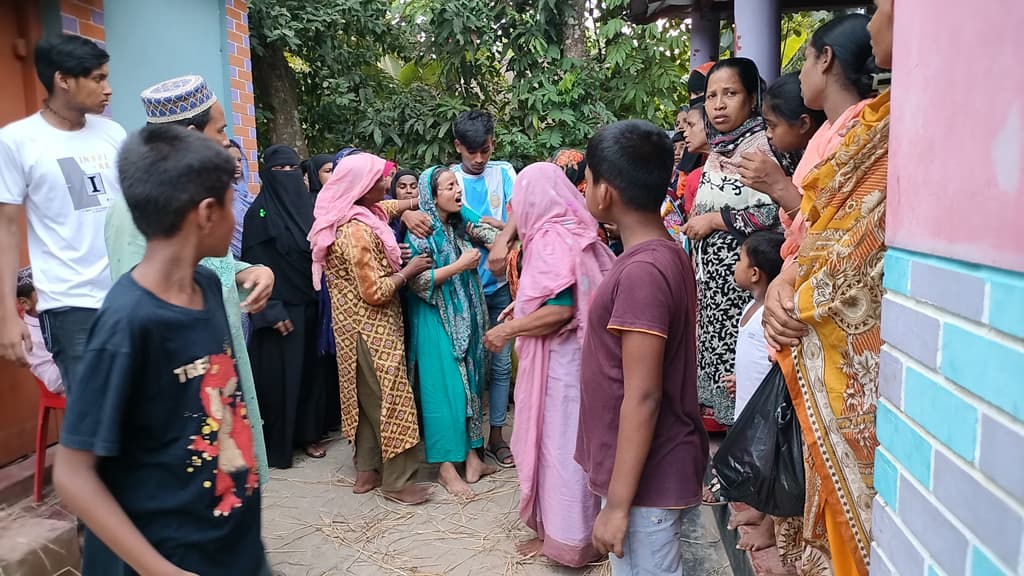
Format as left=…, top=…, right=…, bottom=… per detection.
left=712, top=363, right=805, bottom=517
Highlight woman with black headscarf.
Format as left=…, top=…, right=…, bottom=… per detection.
left=243, top=144, right=329, bottom=468
left=306, top=154, right=335, bottom=199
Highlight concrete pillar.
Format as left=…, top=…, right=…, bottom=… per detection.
left=734, top=0, right=781, bottom=83
left=689, top=10, right=720, bottom=69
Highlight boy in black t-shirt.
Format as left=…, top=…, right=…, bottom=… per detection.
left=55, top=125, right=269, bottom=576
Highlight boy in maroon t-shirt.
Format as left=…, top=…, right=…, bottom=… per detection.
left=576, top=120, right=709, bottom=575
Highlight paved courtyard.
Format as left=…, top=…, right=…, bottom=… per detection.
left=263, top=434, right=732, bottom=576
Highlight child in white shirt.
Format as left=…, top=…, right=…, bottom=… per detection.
left=724, top=232, right=785, bottom=418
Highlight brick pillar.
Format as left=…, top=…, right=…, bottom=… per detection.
left=225, top=0, right=259, bottom=193
left=60, top=0, right=104, bottom=44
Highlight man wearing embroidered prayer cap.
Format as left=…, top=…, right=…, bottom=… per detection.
left=138, top=74, right=229, bottom=147
left=103, top=74, right=274, bottom=483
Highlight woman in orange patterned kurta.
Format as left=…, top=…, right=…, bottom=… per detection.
left=309, top=152, right=434, bottom=505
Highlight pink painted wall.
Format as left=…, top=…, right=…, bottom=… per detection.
left=887, top=0, right=1024, bottom=273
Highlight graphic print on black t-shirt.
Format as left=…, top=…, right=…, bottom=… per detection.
left=61, top=268, right=264, bottom=576
left=180, top=351, right=259, bottom=517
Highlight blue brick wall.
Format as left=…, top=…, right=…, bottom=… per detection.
left=873, top=248, right=1024, bottom=576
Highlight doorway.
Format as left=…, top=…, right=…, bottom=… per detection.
left=0, top=0, right=52, bottom=466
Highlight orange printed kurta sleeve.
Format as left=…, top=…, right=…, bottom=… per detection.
left=378, top=200, right=404, bottom=221
left=337, top=223, right=398, bottom=307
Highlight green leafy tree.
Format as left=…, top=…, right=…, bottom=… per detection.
left=249, top=0, right=831, bottom=170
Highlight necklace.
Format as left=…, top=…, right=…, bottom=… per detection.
left=42, top=101, right=85, bottom=130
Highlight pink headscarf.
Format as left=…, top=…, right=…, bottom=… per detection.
left=308, top=153, right=402, bottom=289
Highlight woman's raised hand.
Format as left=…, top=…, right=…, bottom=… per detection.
left=762, top=266, right=808, bottom=351
left=457, top=248, right=481, bottom=272
left=402, top=211, right=433, bottom=238
left=404, top=254, right=434, bottom=277
left=737, top=150, right=792, bottom=203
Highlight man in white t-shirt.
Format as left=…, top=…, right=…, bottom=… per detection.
left=0, top=35, right=125, bottom=393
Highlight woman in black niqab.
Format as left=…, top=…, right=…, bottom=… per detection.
left=242, top=144, right=330, bottom=468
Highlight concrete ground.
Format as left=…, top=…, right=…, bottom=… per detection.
left=263, top=434, right=732, bottom=576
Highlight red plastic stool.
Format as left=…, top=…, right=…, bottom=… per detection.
left=33, top=376, right=65, bottom=503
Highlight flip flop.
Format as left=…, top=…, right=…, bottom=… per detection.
left=486, top=441, right=515, bottom=469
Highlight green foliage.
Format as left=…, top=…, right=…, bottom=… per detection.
left=249, top=0, right=828, bottom=170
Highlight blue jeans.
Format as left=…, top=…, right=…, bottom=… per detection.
left=485, top=284, right=512, bottom=429
left=39, top=307, right=97, bottom=395
left=605, top=503, right=684, bottom=576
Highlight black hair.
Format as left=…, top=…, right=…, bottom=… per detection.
left=672, top=131, right=686, bottom=144
left=742, top=231, right=786, bottom=282
left=453, top=110, right=495, bottom=151
left=809, top=13, right=877, bottom=99
left=429, top=166, right=451, bottom=196
left=764, top=73, right=827, bottom=126
left=147, top=107, right=212, bottom=132
left=586, top=120, right=674, bottom=213
left=688, top=104, right=706, bottom=119
left=117, top=125, right=235, bottom=239
left=34, top=35, right=109, bottom=94
left=707, top=58, right=762, bottom=102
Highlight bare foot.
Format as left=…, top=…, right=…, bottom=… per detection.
left=516, top=537, right=544, bottom=558
left=438, top=462, right=475, bottom=499
left=465, top=450, right=498, bottom=484
left=728, top=507, right=767, bottom=530
left=737, top=517, right=777, bottom=552
left=353, top=470, right=382, bottom=494
left=381, top=483, right=432, bottom=506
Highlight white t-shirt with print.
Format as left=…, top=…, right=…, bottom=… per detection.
left=0, top=113, right=126, bottom=312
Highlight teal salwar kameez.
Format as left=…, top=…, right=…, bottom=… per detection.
left=405, top=167, right=497, bottom=464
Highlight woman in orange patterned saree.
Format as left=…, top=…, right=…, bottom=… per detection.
left=761, top=1, right=894, bottom=574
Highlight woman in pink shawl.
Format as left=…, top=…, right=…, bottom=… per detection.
left=309, top=153, right=433, bottom=505
left=483, top=162, right=615, bottom=567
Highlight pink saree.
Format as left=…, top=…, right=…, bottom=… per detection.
left=509, top=163, right=615, bottom=567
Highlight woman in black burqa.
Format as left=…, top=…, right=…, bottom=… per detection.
left=243, top=144, right=329, bottom=468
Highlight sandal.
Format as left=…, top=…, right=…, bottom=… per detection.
left=304, top=442, right=327, bottom=459
left=702, top=476, right=728, bottom=506
left=486, top=441, right=515, bottom=468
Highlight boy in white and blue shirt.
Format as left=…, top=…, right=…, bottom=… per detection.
left=450, top=110, right=517, bottom=468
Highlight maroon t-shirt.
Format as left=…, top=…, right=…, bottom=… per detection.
left=574, top=238, right=709, bottom=508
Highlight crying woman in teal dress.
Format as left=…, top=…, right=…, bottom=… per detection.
left=404, top=166, right=500, bottom=499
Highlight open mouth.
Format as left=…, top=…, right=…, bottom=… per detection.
left=454, top=194, right=463, bottom=206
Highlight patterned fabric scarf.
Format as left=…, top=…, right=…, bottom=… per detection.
left=707, top=115, right=767, bottom=156
left=410, top=166, right=486, bottom=359
left=547, top=148, right=588, bottom=195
